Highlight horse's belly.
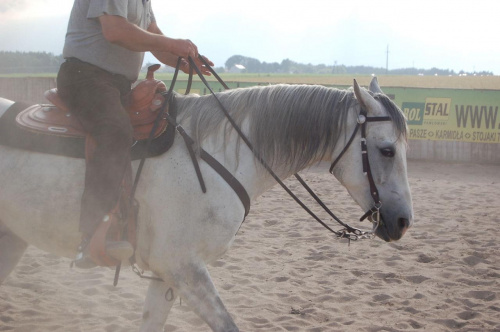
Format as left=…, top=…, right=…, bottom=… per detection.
left=0, top=146, right=84, bottom=257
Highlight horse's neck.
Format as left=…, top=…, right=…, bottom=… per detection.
left=174, top=87, right=352, bottom=199
left=201, top=125, right=326, bottom=201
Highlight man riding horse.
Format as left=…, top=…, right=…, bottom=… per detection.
left=57, top=0, right=213, bottom=268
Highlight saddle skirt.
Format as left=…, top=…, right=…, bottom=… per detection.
left=16, top=64, right=169, bottom=141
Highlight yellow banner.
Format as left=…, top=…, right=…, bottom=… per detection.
left=401, top=94, right=500, bottom=144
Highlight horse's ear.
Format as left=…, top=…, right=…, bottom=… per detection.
left=353, top=79, right=379, bottom=114
left=353, top=79, right=367, bottom=109
left=369, top=76, right=384, bottom=94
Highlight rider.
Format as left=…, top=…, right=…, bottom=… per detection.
left=57, top=0, right=213, bottom=268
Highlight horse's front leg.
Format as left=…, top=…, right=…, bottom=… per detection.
left=139, top=278, right=178, bottom=332
left=171, top=262, right=239, bottom=332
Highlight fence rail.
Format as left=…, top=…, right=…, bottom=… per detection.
left=0, top=77, right=57, bottom=104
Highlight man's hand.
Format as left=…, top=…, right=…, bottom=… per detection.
left=168, top=39, right=198, bottom=61
left=147, top=22, right=215, bottom=75
left=179, top=55, right=215, bottom=76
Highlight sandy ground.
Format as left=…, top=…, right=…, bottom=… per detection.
left=0, top=160, right=499, bottom=332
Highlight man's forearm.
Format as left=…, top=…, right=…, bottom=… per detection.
left=99, top=15, right=196, bottom=60
left=151, top=51, right=180, bottom=68
left=147, top=22, right=180, bottom=68
left=99, top=15, right=173, bottom=52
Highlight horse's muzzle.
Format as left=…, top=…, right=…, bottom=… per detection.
left=375, top=217, right=411, bottom=242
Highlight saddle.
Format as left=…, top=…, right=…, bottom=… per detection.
left=15, top=64, right=169, bottom=267
left=16, top=64, right=168, bottom=141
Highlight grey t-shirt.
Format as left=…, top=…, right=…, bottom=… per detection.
left=63, top=0, right=155, bottom=82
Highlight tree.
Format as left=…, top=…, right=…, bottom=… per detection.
left=225, top=55, right=247, bottom=70
left=0, top=51, right=64, bottom=74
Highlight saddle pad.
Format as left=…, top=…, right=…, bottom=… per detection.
left=1, top=101, right=176, bottom=160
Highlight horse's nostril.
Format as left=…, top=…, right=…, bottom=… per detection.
left=398, top=218, right=409, bottom=230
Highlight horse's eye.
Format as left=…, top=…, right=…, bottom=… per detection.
left=380, top=147, right=395, bottom=158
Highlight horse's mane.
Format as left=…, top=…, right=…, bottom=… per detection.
left=175, top=84, right=406, bottom=173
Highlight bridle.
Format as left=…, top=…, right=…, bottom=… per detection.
left=328, top=106, right=392, bottom=228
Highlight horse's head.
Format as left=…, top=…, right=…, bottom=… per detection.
left=330, top=77, right=413, bottom=242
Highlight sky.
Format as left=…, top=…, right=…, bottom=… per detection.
left=0, top=0, right=499, bottom=74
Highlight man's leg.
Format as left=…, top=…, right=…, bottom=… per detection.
left=79, top=98, right=133, bottom=237
left=57, top=61, right=134, bottom=266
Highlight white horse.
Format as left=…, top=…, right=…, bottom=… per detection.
left=0, top=77, right=413, bottom=331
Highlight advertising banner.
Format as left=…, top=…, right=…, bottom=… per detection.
left=390, top=88, right=500, bottom=144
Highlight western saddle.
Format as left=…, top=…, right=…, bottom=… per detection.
left=17, top=64, right=168, bottom=141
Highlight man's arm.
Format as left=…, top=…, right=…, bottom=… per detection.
left=99, top=14, right=197, bottom=59
left=147, top=21, right=185, bottom=68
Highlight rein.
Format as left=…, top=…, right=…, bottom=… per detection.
left=186, top=56, right=392, bottom=241
left=124, top=57, right=393, bottom=284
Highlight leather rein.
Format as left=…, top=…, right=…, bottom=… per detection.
left=184, top=56, right=393, bottom=241
left=124, top=57, right=394, bottom=284
left=133, top=57, right=393, bottom=244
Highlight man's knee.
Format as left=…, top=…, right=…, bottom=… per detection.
left=109, top=123, right=133, bottom=147
left=92, top=121, right=133, bottom=149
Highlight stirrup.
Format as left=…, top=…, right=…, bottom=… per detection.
left=105, top=241, right=134, bottom=261
left=71, top=237, right=133, bottom=269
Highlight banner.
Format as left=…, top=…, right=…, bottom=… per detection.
left=392, top=89, right=500, bottom=144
